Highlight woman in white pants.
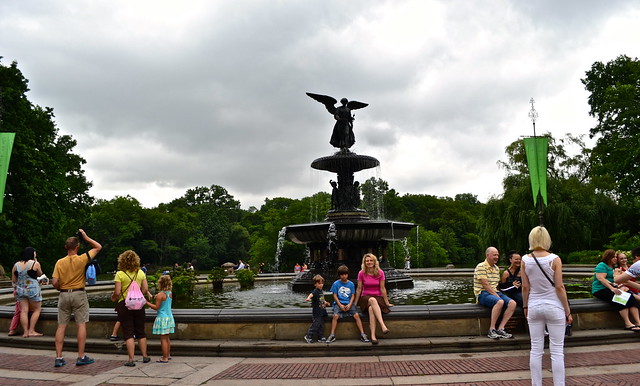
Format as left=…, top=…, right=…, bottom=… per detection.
left=521, top=226, right=572, bottom=386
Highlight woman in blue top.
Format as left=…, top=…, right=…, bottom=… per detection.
left=592, top=249, right=640, bottom=331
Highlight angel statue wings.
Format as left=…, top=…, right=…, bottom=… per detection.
left=306, top=92, right=368, bottom=150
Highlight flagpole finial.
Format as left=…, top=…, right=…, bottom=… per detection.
left=528, top=98, right=538, bottom=137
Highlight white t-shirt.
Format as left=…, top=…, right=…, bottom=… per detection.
left=523, top=253, right=564, bottom=310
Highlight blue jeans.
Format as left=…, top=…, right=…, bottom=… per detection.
left=478, top=291, right=513, bottom=309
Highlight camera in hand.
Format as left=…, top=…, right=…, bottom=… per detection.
left=77, top=231, right=84, bottom=242
left=565, top=324, right=572, bottom=336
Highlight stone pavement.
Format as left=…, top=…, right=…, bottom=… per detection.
left=1, top=342, right=640, bottom=385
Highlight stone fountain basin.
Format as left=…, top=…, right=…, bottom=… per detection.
left=286, top=220, right=415, bottom=244
left=311, top=152, right=379, bottom=173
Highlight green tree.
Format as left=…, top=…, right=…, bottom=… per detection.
left=582, top=55, right=640, bottom=204
left=0, top=59, right=92, bottom=271
left=87, top=196, right=144, bottom=271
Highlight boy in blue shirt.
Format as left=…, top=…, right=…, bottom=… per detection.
left=326, top=265, right=370, bottom=343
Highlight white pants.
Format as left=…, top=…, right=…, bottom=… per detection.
left=527, top=305, right=566, bottom=386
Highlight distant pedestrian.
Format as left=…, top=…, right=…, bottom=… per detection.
left=85, top=261, right=97, bottom=286
left=294, top=263, right=302, bottom=273
left=146, top=275, right=175, bottom=363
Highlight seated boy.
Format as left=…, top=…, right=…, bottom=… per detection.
left=326, top=265, right=370, bottom=343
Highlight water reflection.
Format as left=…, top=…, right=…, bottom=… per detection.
left=40, top=277, right=592, bottom=309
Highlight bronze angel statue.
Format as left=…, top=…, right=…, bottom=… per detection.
left=306, top=92, right=368, bottom=149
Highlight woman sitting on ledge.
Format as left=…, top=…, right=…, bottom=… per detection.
left=592, top=249, right=640, bottom=331
left=354, top=253, right=392, bottom=345
left=500, top=250, right=523, bottom=308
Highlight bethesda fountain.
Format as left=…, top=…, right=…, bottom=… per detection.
left=286, top=93, right=415, bottom=291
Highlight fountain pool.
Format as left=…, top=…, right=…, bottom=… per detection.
left=39, top=277, right=591, bottom=309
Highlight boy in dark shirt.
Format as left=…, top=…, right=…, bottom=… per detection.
left=304, top=274, right=330, bottom=343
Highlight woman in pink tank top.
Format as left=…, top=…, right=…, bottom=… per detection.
left=354, top=253, right=393, bottom=344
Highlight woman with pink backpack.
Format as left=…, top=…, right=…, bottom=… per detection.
left=111, top=250, right=152, bottom=367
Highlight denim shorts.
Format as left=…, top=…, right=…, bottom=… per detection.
left=478, top=291, right=513, bottom=308
left=332, top=303, right=358, bottom=318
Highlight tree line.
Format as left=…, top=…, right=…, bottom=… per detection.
left=1, top=55, right=639, bottom=276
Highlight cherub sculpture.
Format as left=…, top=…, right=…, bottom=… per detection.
left=306, top=92, right=368, bottom=149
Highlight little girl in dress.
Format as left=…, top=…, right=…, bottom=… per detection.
left=146, top=275, right=175, bottom=362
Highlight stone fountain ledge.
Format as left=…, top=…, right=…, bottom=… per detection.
left=0, top=298, right=631, bottom=357
left=0, top=275, right=630, bottom=357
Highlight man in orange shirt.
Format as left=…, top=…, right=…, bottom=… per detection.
left=51, top=229, right=102, bottom=368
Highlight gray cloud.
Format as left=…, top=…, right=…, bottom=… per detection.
left=2, top=0, right=639, bottom=208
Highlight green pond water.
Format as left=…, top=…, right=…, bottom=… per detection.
left=41, top=277, right=592, bottom=309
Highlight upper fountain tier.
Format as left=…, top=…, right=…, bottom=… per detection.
left=311, top=150, right=379, bottom=173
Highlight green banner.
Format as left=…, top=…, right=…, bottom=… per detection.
left=523, top=136, right=548, bottom=207
left=0, top=133, right=16, bottom=213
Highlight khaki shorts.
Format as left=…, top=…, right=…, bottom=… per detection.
left=57, top=291, right=90, bottom=325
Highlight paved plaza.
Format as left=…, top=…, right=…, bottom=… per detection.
left=1, top=340, right=640, bottom=385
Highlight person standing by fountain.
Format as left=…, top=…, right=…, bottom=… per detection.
left=304, top=275, right=330, bottom=343
left=521, top=226, right=572, bottom=386
left=326, top=265, right=370, bottom=344
left=473, top=247, right=516, bottom=339
left=354, top=253, right=392, bottom=345
left=111, top=250, right=152, bottom=366
left=146, top=275, right=175, bottom=363
left=52, top=229, right=102, bottom=367
left=11, top=247, right=45, bottom=337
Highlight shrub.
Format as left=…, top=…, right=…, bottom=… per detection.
left=170, top=268, right=197, bottom=298
left=566, top=250, right=602, bottom=265
left=208, top=267, right=228, bottom=289
left=235, top=269, right=255, bottom=288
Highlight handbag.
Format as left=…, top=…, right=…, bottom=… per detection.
left=124, top=270, right=146, bottom=310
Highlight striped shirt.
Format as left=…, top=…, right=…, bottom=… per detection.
left=473, top=259, right=500, bottom=302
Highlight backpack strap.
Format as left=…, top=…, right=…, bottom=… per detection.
left=119, top=270, right=139, bottom=302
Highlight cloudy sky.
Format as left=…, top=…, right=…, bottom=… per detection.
left=1, top=1, right=639, bottom=209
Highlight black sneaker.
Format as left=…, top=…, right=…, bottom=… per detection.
left=304, top=335, right=314, bottom=344
left=109, top=335, right=120, bottom=341
left=143, top=356, right=151, bottom=363
left=54, top=358, right=66, bottom=367
left=76, top=355, right=95, bottom=366
left=326, top=335, right=336, bottom=344
left=360, top=333, right=371, bottom=343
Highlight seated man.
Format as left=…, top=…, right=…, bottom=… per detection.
left=474, top=247, right=516, bottom=339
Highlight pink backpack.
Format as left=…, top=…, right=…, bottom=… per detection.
left=124, top=271, right=146, bottom=310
